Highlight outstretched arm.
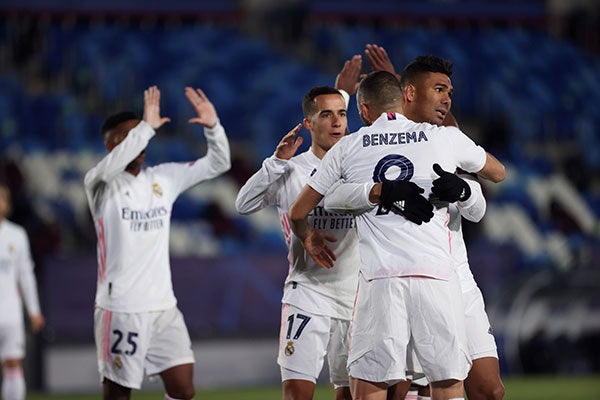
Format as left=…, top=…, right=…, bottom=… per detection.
left=477, top=152, right=505, bottom=183
left=324, top=181, right=376, bottom=215
left=456, top=174, right=486, bottom=223
left=335, top=54, right=362, bottom=96
left=164, top=87, right=231, bottom=195
left=144, top=85, right=171, bottom=129
left=185, top=87, right=218, bottom=128
left=235, top=124, right=303, bottom=214
left=364, top=43, right=401, bottom=81
left=84, top=86, right=164, bottom=211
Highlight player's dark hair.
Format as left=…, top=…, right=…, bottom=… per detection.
left=357, top=71, right=403, bottom=111
left=101, top=111, right=139, bottom=136
left=302, top=86, right=342, bottom=118
left=399, top=55, right=453, bottom=89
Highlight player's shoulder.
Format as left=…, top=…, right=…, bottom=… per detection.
left=291, top=149, right=321, bottom=165
left=335, top=130, right=364, bottom=149
left=3, top=219, right=27, bottom=237
left=417, top=122, right=463, bottom=141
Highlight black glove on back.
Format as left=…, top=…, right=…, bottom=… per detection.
left=431, top=163, right=471, bottom=202
left=380, top=180, right=434, bottom=225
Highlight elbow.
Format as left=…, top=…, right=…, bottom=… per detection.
left=488, top=164, right=506, bottom=183
left=220, top=156, right=232, bottom=174
left=469, top=212, right=485, bottom=223
left=494, top=164, right=506, bottom=182
left=234, top=201, right=250, bottom=215
left=288, top=203, right=301, bottom=224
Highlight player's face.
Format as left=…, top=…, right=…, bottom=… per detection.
left=0, top=186, right=9, bottom=219
left=406, top=72, right=453, bottom=126
left=305, top=94, right=347, bottom=158
left=103, top=119, right=146, bottom=175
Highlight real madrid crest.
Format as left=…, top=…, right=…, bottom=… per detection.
left=152, top=183, right=163, bottom=197
left=284, top=340, right=295, bottom=356
left=113, top=355, right=123, bottom=369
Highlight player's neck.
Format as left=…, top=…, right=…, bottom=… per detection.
left=311, top=145, right=326, bottom=160
left=125, top=166, right=141, bottom=176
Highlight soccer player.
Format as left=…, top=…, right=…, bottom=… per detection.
left=0, top=183, right=45, bottom=400
left=288, top=70, right=504, bottom=400
left=84, top=86, right=231, bottom=400
left=235, top=86, right=356, bottom=400
left=338, top=48, right=504, bottom=400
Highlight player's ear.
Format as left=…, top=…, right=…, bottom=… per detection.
left=302, top=117, right=311, bottom=132
left=405, top=83, right=416, bottom=102
left=359, top=102, right=372, bottom=124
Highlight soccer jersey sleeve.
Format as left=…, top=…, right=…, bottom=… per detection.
left=15, top=228, right=41, bottom=317
left=324, top=181, right=376, bottom=215
left=83, top=121, right=155, bottom=213
left=235, top=155, right=289, bottom=214
left=456, top=174, right=486, bottom=223
left=446, top=127, right=487, bottom=173
left=308, top=138, right=345, bottom=196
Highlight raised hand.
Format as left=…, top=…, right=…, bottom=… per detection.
left=185, top=87, right=218, bottom=129
left=335, top=54, right=362, bottom=96
left=143, top=86, right=171, bottom=130
left=275, top=124, right=304, bottom=160
left=365, top=43, right=401, bottom=80
left=431, top=163, right=471, bottom=203
left=302, top=229, right=338, bottom=269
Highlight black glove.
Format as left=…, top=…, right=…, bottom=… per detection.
left=380, top=180, right=434, bottom=225
left=431, top=163, right=471, bottom=202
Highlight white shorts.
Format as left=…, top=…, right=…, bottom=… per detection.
left=0, top=323, right=25, bottom=361
left=405, top=286, right=498, bottom=387
left=348, top=273, right=471, bottom=384
left=277, top=303, right=351, bottom=387
left=464, top=287, right=498, bottom=359
left=94, top=306, right=195, bottom=389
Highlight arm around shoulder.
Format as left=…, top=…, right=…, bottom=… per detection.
left=457, top=175, right=486, bottom=222
left=477, top=152, right=505, bottom=183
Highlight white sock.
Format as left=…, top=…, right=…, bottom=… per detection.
left=417, top=396, right=431, bottom=400
left=2, top=366, right=25, bottom=400
left=405, top=390, right=418, bottom=400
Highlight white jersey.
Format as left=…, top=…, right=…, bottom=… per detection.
left=235, top=149, right=359, bottom=320
left=310, top=112, right=486, bottom=281
left=324, top=173, right=486, bottom=292
left=84, top=120, right=230, bottom=313
left=448, top=174, right=486, bottom=292
left=0, top=219, right=41, bottom=325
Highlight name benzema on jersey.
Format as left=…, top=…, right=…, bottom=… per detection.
left=363, top=131, right=428, bottom=147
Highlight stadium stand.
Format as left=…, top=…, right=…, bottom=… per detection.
left=0, top=1, right=599, bottom=385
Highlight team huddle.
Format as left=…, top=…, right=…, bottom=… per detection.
left=0, top=44, right=506, bottom=400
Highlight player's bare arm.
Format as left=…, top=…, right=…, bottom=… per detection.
left=335, top=54, right=362, bottom=96
left=288, top=185, right=337, bottom=268
left=477, top=152, right=506, bottom=183
left=275, top=123, right=304, bottom=160
left=29, top=314, right=45, bottom=333
left=185, top=87, right=218, bottom=128
left=143, top=85, right=171, bottom=130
